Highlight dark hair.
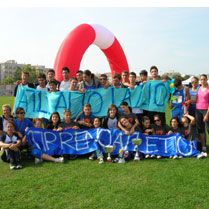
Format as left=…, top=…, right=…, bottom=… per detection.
left=200, top=74, right=207, bottom=79
left=107, top=104, right=118, bottom=116
left=140, top=70, right=148, bottom=76
left=192, top=76, right=199, bottom=81
left=93, top=117, right=101, bottom=127
left=38, top=73, right=46, bottom=80
left=47, top=69, right=55, bottom=74
left=100, top=74, right=107, bottom=79
left=113, top=73, right=121, bottom=80
left=62, top=67, right=70, bottom=73
left=15, top=107, right=25, bottom=115
left=120, top=101, right=132, bottom=113
left=76, top=70, right=83, bottom=74
left=150, top=66, right=158, bottom=73
left=142, top=116, right=150, bottom=123
left=129, top=72, right=136, bottom=78
left=174, top=78, right=182, bottom=88
left=84, top=69, right=95, bottom=79
left=170, top=117, right=180, bottom=126
left=22, top=70, right=29, bottom=76
left=6, top=120, right=15, bottom=128
left=70, top=77, right=78, bottom=82
left=49, top=80, right=57, bottom=86
left=122, top=70, right=129, bottom=75
left=48, top=112, right=61, bottom=124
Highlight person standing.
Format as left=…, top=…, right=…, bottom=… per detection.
left=195, top=74, right=209, bottom=152
left=59, top=67, right=70, bottom=91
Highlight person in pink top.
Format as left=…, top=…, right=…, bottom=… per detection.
left=196, top=74, right=209, bottom=152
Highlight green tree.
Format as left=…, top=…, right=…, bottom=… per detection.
left=13, top=65, right=39, bottom=83
left=2, top=77, right=14, bottom=84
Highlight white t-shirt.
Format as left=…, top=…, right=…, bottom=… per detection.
left=36, top=85, right=48, bottom=92
left=59, top=80, right=70, bottom=91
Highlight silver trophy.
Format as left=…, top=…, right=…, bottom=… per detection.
left=104, top=145, right=114, bottom=162
left=132, top=138, right=142, bottom=162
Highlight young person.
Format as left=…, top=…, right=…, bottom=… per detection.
left=118, top=101, right=140, bottom=135
left=0, top=121, right=22, bottom=169
left=0, top=104, right=13, bottom=139
left=46, top=69, right=60, bottom=90
left=76, top=70, right=83, bottom=84
left=112, top=73, right=122, bottom=88
left=187, top=77, right=199, bottom=117
left=36, top=73, right=49, bottom=92
left=46, top=112, right=61, bottom=130
left=120, top=70, right=129, bottom=88
left=103, top=104, right=120, bottom=130
left=25, top=118, right=64, bottom=164
left=48, top=80, right=59, bottom=93
left=195, top=74, right=209, bottom=152
left=149, top=66, right=160, bottom=81
left=98, top=74, right=109, bottom=89
left=58, top=110, right=80, bottom=130
left=14, top=107, right=33, bottom=139
left=68, top=77, right=79, bottom=91
left=89, top=117, right=104, bottom=164
left=59, top=67, right=70, bottom=91
left=75, top=103, right=94, bottom=129
left=152, top=114, right=170, bottom=135
left=167, top=117, right=182, bottom=135
left=169, top=78, right=190, bottom=120
left=78, top=69, right=99, bottom=91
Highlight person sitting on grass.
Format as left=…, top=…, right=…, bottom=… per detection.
left=0, top=121, right=22, bottom=169
left=152, top=114, right=170, bottom=135
left=24, top=117, right=64, bottom=164
left=102, top=104, right=120, bottom=130
left=46, top=112, right=61, bottom=130
left=88, top=117, right=104, bottom=164
left=118, top=101, right=140, bottom=135
left=119, top=115, right=142, bottom=161
left=74, top=103, right=94, bottom=129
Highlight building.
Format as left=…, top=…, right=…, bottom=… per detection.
left=0, top=60, right=49, bottom=83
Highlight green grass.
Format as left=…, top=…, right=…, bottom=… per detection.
left=0, top=97, right=209, bottom=209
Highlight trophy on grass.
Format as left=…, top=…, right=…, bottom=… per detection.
left=132, top=138, right=142, bottom=162
left=104, top=145, right=115, bottom=162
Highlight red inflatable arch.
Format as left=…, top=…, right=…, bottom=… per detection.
left=54, top=23, right=129, bottom=81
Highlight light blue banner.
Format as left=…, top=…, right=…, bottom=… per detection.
left=26, top=128, right=200, bottom=157
left=15, top=81, right=170, bottom=119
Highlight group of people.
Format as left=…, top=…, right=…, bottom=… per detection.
left=0, top=66, right=209, bottom=169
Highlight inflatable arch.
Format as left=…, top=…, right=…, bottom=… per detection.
left=54, top=23, right=129, bottom=81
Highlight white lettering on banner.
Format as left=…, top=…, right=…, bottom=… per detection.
left=27, top=130, right=42, bottom=150
left=59, top=132, right=74, bottom=150
left=160, top=136, right=173, bottom=154
left=146, top=137, right=159, bottom=153
left=74, top=131, right=92, bottom=151
left=96, top=128, right=112, bottom=146
left=113, top=132, right=124, bottom=147
left=176, top=136, right=193, bottom=156
left=44, top=132, right=58, bottom=151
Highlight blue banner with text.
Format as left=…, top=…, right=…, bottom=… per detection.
left=26, top=128, right=200, bottom=157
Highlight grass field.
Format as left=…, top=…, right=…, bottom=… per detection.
left=0, top=97, right=209, bottom=209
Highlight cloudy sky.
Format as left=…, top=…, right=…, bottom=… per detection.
left=0, top=1, right=209, bottom=76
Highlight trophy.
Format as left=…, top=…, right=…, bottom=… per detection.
left=132, top=138, right=142, bottom=162
left=104, top=145, right=114, bottom=162
left=118, top=148, right=126, bottom=163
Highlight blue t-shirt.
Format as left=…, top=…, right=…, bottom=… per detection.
left=14, top=118, right=33, bottom=136
left=172, top=86, right=186, bottom=108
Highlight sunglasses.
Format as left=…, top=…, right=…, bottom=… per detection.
left=154, top=119, right=160, bottom=122
left=100, top=78, right=106, bottom=80
left=17, top=112, right=25, bottom=115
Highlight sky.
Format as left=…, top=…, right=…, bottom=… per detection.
left=0, top=3, right=209, bottom=76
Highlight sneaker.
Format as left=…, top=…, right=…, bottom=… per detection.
left=150, top=155, right=156, bottom=159
left=197, top=152, right=205, bottom=159
left=98, top=158, right=104, bottom=164
left=89, top=153, right=95, bottom=160
left=178, top=155, right=183, bottom=159
left=10, top=163, right=16, bottom=170
left=173, top=155, right=178, bottom=159
left=157, top=155, right=162, bottom=159
left=55, top=157, right=64, bottom=163
left=145, top=155, right=150, bottom=159
left=16, top=164, right=23, bottom=169
left=35, top=158, right=43, bottom=164
left=113, top=158, right=119, bottom=163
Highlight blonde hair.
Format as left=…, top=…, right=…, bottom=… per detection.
left=2, top=104, right=11, bottom=112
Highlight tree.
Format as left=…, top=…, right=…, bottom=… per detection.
left=13, top=65, right=39, bottom=83
left=2, top=77, right=14, bottom=84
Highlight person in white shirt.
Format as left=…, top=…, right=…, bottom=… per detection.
left=59, top=67, right=70, bottom=91
left=36, top=73, right=49, bottom=92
